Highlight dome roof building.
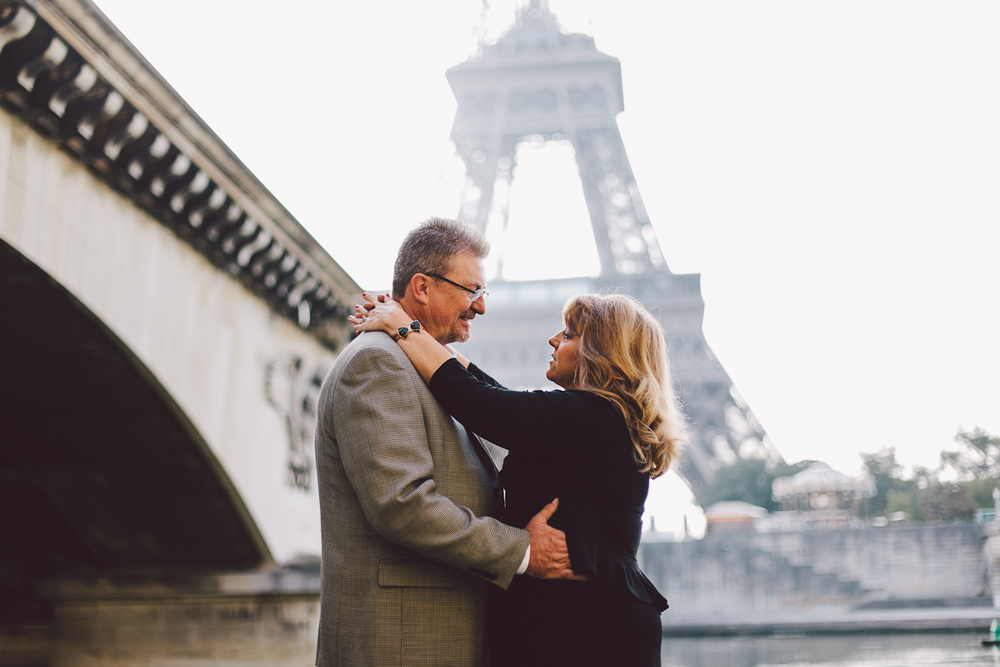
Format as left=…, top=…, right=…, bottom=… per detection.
left=770, top=462, right=877, bottom=529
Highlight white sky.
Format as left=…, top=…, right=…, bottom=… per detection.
left=91, top=0, right=1000, bottom=537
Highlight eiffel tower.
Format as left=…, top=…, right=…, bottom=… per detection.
left=446, top=1, right=782, bottom=502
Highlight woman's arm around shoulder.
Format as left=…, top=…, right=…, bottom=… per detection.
left=349, top=293, right=460, bottom=383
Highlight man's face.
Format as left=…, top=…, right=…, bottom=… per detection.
left=423, top=253, right=487, bottom=345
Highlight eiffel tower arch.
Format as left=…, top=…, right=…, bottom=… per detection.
left=446, top=1, right=782, bottom=504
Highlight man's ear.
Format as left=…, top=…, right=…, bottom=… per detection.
left=409, top=274, right=432, bottom=305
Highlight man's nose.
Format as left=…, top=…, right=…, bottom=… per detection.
left=472, top=297, right=486, bottom=315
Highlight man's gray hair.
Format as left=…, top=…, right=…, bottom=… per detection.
left=392, top=218, right=490, bottom=298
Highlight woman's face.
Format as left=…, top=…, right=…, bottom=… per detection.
left=546, top=325, right=580, bottom=389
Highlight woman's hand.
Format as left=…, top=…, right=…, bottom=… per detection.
left=348, top=293, right=413, bottom=335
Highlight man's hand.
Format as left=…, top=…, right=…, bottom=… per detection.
left=524, top=498, right=590, bottom=580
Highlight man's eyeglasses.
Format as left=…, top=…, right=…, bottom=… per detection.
left=424, top=273, right=489, bottom=302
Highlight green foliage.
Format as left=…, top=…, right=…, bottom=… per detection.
left=966, top=477, right=1000, bottom=509
left=885, top=488, right=913, bottom=516
left=915, top=483, right=977, bottom=522
left=699, top=458, right=814, bottom=512
left=859, top=428, right=1000, bottom=523
left=861, top=448, right=903, bottom=516
left=940, top=428, right=1000, bottom=481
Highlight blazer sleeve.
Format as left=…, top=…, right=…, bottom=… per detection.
left=332, top=343, right=530, bottom=588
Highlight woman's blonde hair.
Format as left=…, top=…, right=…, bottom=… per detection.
left=563, top=294, right=687, bottom=478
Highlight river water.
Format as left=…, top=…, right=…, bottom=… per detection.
left=662, top=632, right=1000, bottom=666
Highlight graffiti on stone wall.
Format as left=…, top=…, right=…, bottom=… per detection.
left=265, top=356, right=328, bottom=491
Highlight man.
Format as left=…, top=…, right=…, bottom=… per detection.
left=315, top=218, right=574, bottom=666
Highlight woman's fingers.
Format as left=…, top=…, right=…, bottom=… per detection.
left=348, top=303, right=372, bottom=330
left=348, top=293, right=405, bottom=335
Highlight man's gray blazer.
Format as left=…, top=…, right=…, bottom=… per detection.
left=314, top=331, right=530, bottom=667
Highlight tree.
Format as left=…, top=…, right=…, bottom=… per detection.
left=861, top=448, right=905, bottom=516
left=916, top=483, right=977, bottom=522
left=965, top=478, right=999, bottom=511
left=938, top=428, right=1000, bottom=511
left=885, top=489, right=913, bottom=517
left=698, top=458, right=814, bottom=512
left=863, top=431, right=1000, bottom=521
left=940, top=428, right=1000, bottom=481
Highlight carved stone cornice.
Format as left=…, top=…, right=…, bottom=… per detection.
left=0, top=0, right=358, bottom=349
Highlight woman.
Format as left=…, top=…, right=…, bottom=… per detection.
left=351, top=292, right=686, bottom=667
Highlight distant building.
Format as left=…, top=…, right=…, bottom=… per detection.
left=769, top=462, right=877, bottom=529
left=704, top=501, right=769, bottom=535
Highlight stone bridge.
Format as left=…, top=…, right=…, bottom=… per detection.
left=0, top=1, right=359, bottom=663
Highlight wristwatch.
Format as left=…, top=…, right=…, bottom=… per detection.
left=393, top=320, right=422, bottom=341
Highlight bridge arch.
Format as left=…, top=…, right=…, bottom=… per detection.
left=1, top=238, right=270, bottom=592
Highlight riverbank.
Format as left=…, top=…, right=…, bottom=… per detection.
left=661, top=604, right=1000, bottom=636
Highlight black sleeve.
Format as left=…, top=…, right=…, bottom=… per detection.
left=466, top=362, right=505, bottom=390
left=428, top=358, right=584, bottom=454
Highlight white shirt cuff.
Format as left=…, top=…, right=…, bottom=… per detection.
left=516, top=544, right=531, bottom=575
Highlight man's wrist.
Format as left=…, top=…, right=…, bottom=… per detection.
left=516, top=544, right=531, bottom=575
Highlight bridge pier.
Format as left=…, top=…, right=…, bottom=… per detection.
left=1, top=567, right=322, bottom=667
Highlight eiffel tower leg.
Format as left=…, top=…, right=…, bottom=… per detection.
left=674, top=358, right=735, bottom=496
left=457, top=149, right=498, bottom=235
left=456, top=135, right=522, bottom=236
left=573, top=126, right=665, bottom=276
left=490, top=149, right=516, bottom=279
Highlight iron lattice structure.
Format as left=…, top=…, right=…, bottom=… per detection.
left=447, top=2, right=781, bottom=502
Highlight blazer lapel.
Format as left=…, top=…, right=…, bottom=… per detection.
left=464, top=425, right=503, bottom=505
